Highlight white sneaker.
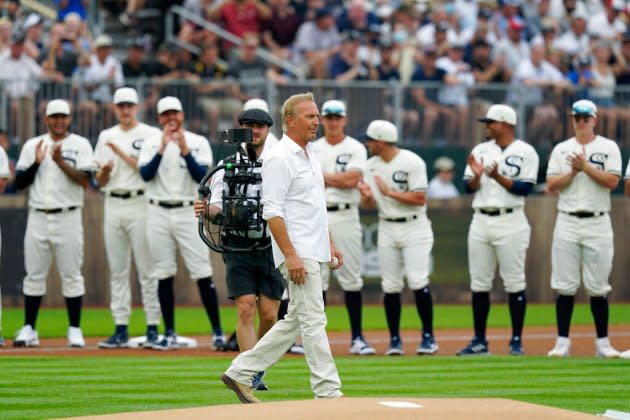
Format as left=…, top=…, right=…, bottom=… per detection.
left=289, top=343, right=305, bottom=355
left=595, top=337, right=620, bottom=358
left=548, top=337, right=571, bottom=357
left=620, top=349, right=630, bottom=359
left=68, top=327, right=85, bottom=348
left=14, top=325, right=40, bottom=347
left=349, top=337, right=376, bottom=355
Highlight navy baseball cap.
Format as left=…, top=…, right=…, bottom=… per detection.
left=238, top=108, right=273, bottom=126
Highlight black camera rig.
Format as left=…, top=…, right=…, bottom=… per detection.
left=197, top=128, right=271, bottom=253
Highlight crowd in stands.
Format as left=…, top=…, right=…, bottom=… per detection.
left=2, top=0, right=630, bottom=156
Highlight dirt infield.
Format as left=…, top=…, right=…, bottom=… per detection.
left=64, top=397, right=599, bottom=419
left=2, top=325, right=630, bottom=357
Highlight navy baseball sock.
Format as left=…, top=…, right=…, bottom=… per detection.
left=277, top=299, right=289, bottom=320
left=24, top=295, right=42, bottom=329
left=508, top=291, right=527, bottom=340
left=65, top=296, right=82, bottom=328
left=322, top=291, right=327, bottom=307
left=472, top=292, right=490, bottom=342
left=589, top=296, right=609, bottom=338
left=384, top=293, right=401, bottom=340
left=345, top=291, right=363, bottom=340
left=556, top=294, right=574, bottom=337
left=197, top=276, right=222, bottom=334
left=413, top=287, right=434, bottom=337
left=158, top=277, right=175, bottom=332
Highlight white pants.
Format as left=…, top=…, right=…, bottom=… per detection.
left=23, top=209, right=85, bottom=297
left=378, top=214, right=433, bottom=294
left=468, top=210, right=531, bottom=293
left=551, top=212, right=613, bottom=297
left=104, top=197, right=160, bottom=325
left=321, top=209, right=362, bottom=292
left=226, top=259, right=342, bottom=399
left=146, top=204, right=212, bottom=280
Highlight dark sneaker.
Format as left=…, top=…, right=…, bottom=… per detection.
left=416, top=334, right=438, bottom=355
left=151, top=331, right=178, bottom=351
left=98, top=331, right=129, bottom=349
left=252, top=371, right=268, bottom=391
left=457, top=337, right=490, bottom=356
left=385, top=336, right=404, bottom=356
left=212, top=333, right=228, bottom=351
left=509, top=337, right=524, bottom=356
left=145, top=326, right=158, bottom=347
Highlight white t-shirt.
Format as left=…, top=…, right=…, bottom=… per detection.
left=83, top=54, right=125, bottom=103
left=138, top=130, right=213, bottom=201
left=94, top=122, right=161, bottom=192
left=0, top=52, right=42, bottom=98
left=435, top=56, right=474, bottom=106
left=16, top=133, right=94, bottom=209
left=587, top=12, right=626, bottom=40
left=0, top=147, right=9, bottom=180
left=553, top=31, right=590, bottom=56
left=547, top=135, right=621, bottom=212
left=427, top=177, right=459, bottom=199
left=312, top=135, right=367, bottom=206
left=464, top=139, right=539, bottom=209
left=365, top=149, right=428, bottom=219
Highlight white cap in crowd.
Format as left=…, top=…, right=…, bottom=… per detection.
left=321, top=100, right=347, bottom=117
left=478, top=104, right=517, bottom=126
left=243, top=98, right=269, bottom=113
left=113, top=87, right=139, bottom=105
left=157, top=96, right=183, bottom=114
left=571, top=99, right=597, bottom=117
left=365, top=120, right=397, bottom=143
left=94, top=34, right=113, bottom=49
left=46, top=99, right=71, bottom=116
left=434, top=156, right=455, bottom=172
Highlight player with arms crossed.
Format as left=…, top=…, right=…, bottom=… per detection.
left=13, top=100, right=93, bottom=348
left=138, top=96, right=225, bottom=351
left=94, top=87, right=162, bottom=348
left=313, top=99, right=375, bottom=356
left=457, top=104, right=539, bottom=356
left=358, top=120, right=438, bottom=356
left=547, top=100, right=621, bottom=358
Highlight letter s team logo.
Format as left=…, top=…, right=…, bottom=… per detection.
left=335, top=153, right=351, bottom=173
left=503, top=155, right=523, bottom=177
left=392, top=171, right=409, bottom=192
left=588, top=153, right=608, bottom=170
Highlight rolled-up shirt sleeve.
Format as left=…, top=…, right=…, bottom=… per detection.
left=262, top=153, right=290, bottom=221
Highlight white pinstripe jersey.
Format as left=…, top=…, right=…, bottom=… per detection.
left=137, top=130, right=213, bottom=201
left=624, top=157, right=630, bottom=180
left=365, top=149, right=428, bottom=218
left=547, top=135, right=621, bottom=212
left=94, top=122, right=161, bottom=192
left=0, top=146, right=9, bottom=179
left=313, top=135, right=367, bottom=206
left=16, top=133, right=93, bottom=209
left=464, top=139, right=539, bottom=209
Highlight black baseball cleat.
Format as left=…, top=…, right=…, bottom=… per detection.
left=457, top=337, right=490, bottom=356
left=252, top=371, right=269, bottom=391
left=145, top=326, right=159, bottom=348
left=98, top=332, right=130, bottom=349
left=509, top=337, right=524, bottom=356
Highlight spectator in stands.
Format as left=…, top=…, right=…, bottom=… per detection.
left=118, top=0, right=146, bottom=27
left=0, top=129, right=16, bottom=194
left=22, top=13, right=44, bottom=61
left=265, top=47, right=295, bottom=85
left=0, top=1, right=19, bottom=20
left=261, top=0, right=302, bottom=55
left=368, top=38, right=400, bottom=82
left=427, top=156, right=459, bottom=199
left=227, top=33, right=268, bottom=101
left=292, top=7, right=341, bottom=79
left=492, top=0, right=521, bottom=40
left=39, top=23, right=80, bottom=100
left=209, top=0, right=271, bottom=58
left=493, top=16, right=531, bottom=72
left=0, top=17, right=12, bottom=55
left=587, top=0, right=626, bottom=42
left=328, top=31, right=369, bottom=81
left=56, top=0, right=88, bottom=22
left=531, top=18, right=560, bottom=56
left=122, top=38, right=152, bottom=78
left=178, top=0, right=218, bottom=49
left=524, top=0, right=553, bottom=37
left=553, top=0, right=588, bottom=33
left=614, top=32, right=630, bottom=84
left=192, top=42, right=242, bottom=141
left=416, top=6, right=459, bottom=49
left=62, top=12, right=91, bottom=53
left=336, top=0, right=380, bottom=36
left=553, top=11, right=589, bottom=58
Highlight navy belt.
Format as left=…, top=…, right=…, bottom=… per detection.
left=564, top=211, right=605, bottom=218
left=383, top=215, right=418, bottom=223
left=108, top=190, right=144, bottom=199
left=478, top=208, right=514, bottom=216
left=327, top=203, right=352, bottom=212
left=35, top=206, right=78, bottom=214
left=149, top=199, right=194, bottom=209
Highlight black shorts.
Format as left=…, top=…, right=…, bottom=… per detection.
left=223, top=248, right=286, bottom=300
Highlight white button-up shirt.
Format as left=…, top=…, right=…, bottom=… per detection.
left=262, top=135, right=330, bottom=267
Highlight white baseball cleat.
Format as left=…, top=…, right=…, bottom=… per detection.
left=620, top=349, right=630, bottom=359
left=547, top=337, right=571, bottom=357
left=14, top=325, right=40, bottom=347
left=595, top=337, right=620, bottom=358
left=67, top=327, right=86, bottom=348
left=349, top=337, right=376, bottom=355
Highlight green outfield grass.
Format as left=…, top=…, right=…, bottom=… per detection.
left=1, top=303, right=630, bottom=338
left=0, top=356, right=629, bottom=419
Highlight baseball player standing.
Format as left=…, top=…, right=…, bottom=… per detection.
left=94, top=87, right=162, bottom=348
left=13, top=99, right=93, bottom=348
left=358, top=120, right=438, bottom=356
left=312, top=99, right=375, bottom=355
left=457, top=104, right=539, bottom=356
left=547, top=99, right=621, bottom=358
left=0, top=144, right=9, bottom=346
left=222, top=93, right=343, bottom=404
left=622, top=161, right=630, bottom=360
left=138, top=96, right=225, bottom=351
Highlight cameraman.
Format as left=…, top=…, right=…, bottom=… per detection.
left=194, top=108, right=283, bottom=391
